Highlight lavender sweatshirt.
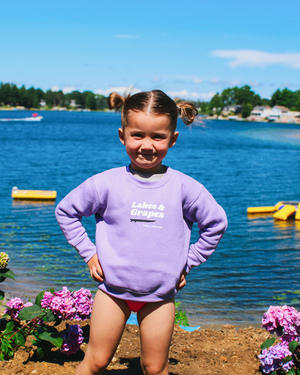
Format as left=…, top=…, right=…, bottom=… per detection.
left=55, top=166, right=227, bottom=302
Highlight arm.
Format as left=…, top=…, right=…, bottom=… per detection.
left=183, top=185, right=227, bottom=274
left=55, top=176, right=103, bottom=263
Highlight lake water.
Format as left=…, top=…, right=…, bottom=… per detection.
left=1, top=111, right=300, bottom=327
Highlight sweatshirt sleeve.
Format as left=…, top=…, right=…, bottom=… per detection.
left=55, top=176, right=103, bottom=263
left=183, top=184, right=227, bottom=274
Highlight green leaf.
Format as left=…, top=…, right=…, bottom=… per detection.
left=261, top=338, right=276, bottom=350
left=289, top=341, right=300, bottom=354
left=0, top=268, right=15, bottom=280
left=288, top=368, right=296, bottom=375
left=3, top=321, right=15, bottom=334
left=0, top=290, right=4, bottom=300
left=41, top=309, right=56, bottom=323
left=35, top=291, right=45, bottom=307
left=283, top=355, right=293, bottom=363
left=14, top=330, right=26, bottom=346
left=1, top=340, right=8, bottom=355
left=18, top=304, right=44, bottom=321
left=38, top=326, right=63, bottom=348
left=0, top=276, right=5, bottom=283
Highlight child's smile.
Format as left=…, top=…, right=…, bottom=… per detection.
left=119, top=111, right=178, bottom=174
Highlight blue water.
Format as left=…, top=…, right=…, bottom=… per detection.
left=1, top=111, right=300, bottom=327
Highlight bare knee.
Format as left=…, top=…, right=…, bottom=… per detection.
left=140, top=358, right=168, bottom=375
left=77, top=353, right=112, bottom=375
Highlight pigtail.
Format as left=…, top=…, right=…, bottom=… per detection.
left=108, top=92, right=125, bottom=111
left=176, top=102, right=198, bottom=126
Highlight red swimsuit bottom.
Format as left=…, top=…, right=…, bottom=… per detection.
left=126, top=301, right=147, bottom=312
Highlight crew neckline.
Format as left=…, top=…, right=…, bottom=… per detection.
left=124, top=165, right=171, bottom=188
left=129, top=165, right=167, bottom=182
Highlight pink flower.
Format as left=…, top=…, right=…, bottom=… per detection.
left=50, top=287, right=76, bottom=320
left=262, top=305, right=300, bottom=337
left=4, top=298, right=32, bottom=319
left=73, top=288, right=93, bottom=321
left=41, top=291, right=54, bottom=309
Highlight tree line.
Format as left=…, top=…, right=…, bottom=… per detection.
left=190, top=86, right=300, bottom=117
left=1, top=83, right=300, bottom=116
left=0, top=83, right=108, bottom=110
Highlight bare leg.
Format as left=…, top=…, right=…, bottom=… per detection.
left=137, top=299, right=175, bottom=375
left=74, top=290, right=131, bottom=375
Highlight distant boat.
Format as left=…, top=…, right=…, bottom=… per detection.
left=0, top=113, right=43, bottom=122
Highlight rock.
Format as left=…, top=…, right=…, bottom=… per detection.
left=14, top=349, right=29, bottom=363
left=221, top=325, right=236, bottom=333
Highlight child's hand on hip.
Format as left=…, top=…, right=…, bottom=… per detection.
left=177, top=271, right=187, bottom=290
left=87, top=254, right=104, bottom=282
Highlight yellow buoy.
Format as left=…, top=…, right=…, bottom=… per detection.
left=11, top=186, right=57, bottom=200
left=273, top=205, right=297, bottom=220
left=247, top=206, right=275, bottom=214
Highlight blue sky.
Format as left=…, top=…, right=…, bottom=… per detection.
left=1, top=0, right=300, bottom=101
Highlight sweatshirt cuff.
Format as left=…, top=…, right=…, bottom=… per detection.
left=75, top=236, right=97, bottom=263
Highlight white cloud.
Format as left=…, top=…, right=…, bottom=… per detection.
left=167, top=90, right=215, bottom=101
left=211, top=49, right=300, bottom=69
left=96, top=85, right=141, bottom=97
left=62, top=87, right=77, bottom=94
left=192, top=78, right=203, bottom=84
left=51, top=86, right=60, bottom=92
left=152, top=76, right=160, bottom=82
left=113, top=34, right=139, bottom=39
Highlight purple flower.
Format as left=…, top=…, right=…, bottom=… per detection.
left=73, top=288, right=93, bottom=321
left=258, top=342, right=293, bottom=373
left=4, top=298, right=33, bottom=319
left=61, top=324, right=84, bottom=355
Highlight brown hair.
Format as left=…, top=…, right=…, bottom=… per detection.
left=108, top=90, right=198, bottom=132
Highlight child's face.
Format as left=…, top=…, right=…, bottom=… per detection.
left=119, top=111, right=178, bottom=174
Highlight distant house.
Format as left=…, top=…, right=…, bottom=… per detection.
left=222, top=105, right=242, bottom=115
left=268, top=105, right=289, bottom=121
left=70, top=99, right=77, bottom=108
left=251, top=106, right=270, bottom=119
left=40, top=100, right=46, bottom=107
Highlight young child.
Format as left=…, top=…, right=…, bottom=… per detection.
left=55, top=90, right=227, bottom=375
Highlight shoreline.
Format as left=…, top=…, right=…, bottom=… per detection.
left=0, top=108, right=299, bottom=125
left=1, top=277, right=263, bottom=331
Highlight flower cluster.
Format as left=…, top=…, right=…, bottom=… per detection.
left=0, top=252, right=9, bottom=269
left=61, top=324, right=84, bottom=355
left=259, top=342, right=293, bottom=373
left=41, top=287, right=93, bottom=321
left=262, top=305, right=300, bottom=339
left=259, top=305, right=300, bottom=373
left=4, top=298, right=33, bottom=319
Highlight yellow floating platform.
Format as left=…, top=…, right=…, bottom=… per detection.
left=273, top=205, right=296, bottom=220
left=247, top=201, right=299, bottom=221
left=11, top=187, right=57, bottom=200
